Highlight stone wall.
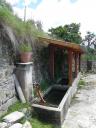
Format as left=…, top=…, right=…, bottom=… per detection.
left=92, top=61, right=96, bottom=73
left=0, top=25, right=17, bottom=117
left=81, top=61, right=96, bottom=73
left=0, top=60, right=17, bottom=116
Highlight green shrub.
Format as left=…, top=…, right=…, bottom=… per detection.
left=78, top=79, right=86, bottom=89
left=19, top=43, right=32, bottom=52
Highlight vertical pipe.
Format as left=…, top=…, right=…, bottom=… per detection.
left=24, top=5, right=26, bottom=22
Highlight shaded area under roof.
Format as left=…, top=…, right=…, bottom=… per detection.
left=38, top=37, right=84, bottom=53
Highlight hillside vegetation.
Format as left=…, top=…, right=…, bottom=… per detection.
left=0, top=5, right=47, bottom=38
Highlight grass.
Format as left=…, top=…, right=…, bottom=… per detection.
left=78, top=79, right=86, bottom=89
left=0, top=7, right=47, bottom=37
left=0, top=101, right=54, bottom=128
left=30, top=118, right=54, bottom=128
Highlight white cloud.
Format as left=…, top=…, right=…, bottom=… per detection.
left=33, top=0, right=96, bottom=37
left=31, top=0, right=38, bottom=4
left=6, top=0, right=19, bottom=6
left=24, top=0, right=38, bottom=6
left=6, top=0, right=96, bottom=37
left=13, top=7, right=34, bottom=20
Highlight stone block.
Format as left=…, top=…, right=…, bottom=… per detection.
left=22, top=121, right=32, bottom=128
left=9, top=123, right=23, bottom=128
left=3, top=111, right=24, bottom=123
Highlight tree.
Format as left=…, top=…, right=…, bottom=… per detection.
left=83, top=31, right=96, bottom=49
left=0, top=0, right=13, bottom=12
left=49, top=23, right=82, bottom=44
left=82, top=31, right=96, bottom=71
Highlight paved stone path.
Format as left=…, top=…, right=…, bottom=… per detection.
left=63, top=74, right=96, bottom=128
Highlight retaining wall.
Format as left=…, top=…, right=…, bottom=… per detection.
left=81, top=61, right=96, bottom=73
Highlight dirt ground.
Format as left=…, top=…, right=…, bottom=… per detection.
left=63, top=74, right=96, bottom=128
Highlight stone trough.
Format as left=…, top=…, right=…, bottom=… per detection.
left=32, top=73, right=81, bottom=127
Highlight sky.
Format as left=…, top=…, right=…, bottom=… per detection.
left=5, top=0, right=96, bottom=37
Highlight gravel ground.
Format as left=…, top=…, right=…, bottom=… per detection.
left=63, top=74, right=96, bottom=128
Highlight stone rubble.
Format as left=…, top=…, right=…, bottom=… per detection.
left=0, top=122, right=7, bottom=128
left=22, top=121, right=32, bottom=128
left=3, top=111, right=24, bottom=123
left=9, top=123, right=23, bottom=128
left=0, top=110, right=32, bottom=128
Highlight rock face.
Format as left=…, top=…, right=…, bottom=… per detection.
left=0, top=23, right=17, bottom=117
left=0, top=60, right=17, bottom=116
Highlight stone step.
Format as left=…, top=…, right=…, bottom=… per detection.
left=3, top=111, right=24, bottom=123
left=9, top=123, right=23, bottom=128
left=0, top=122, right=7, bottom=128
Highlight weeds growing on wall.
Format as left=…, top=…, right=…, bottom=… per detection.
left=0, top=7, right=46, bottom=37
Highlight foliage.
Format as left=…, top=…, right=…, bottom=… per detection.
left=19, top=43, right=32, bottom=52
left=0, top=101, right=30, bottom=121
left=30, top=118, right=54, bottom=128
left=79, top=79, right=85, bottom=85
left=82, top=31, right=96, bottom=49
left=0, top=101, right=54, bottom=128
left=82, top=54, right=96, bottom=61
left=78, top=79, right=86, bottom=89
left=82, top=32, right=96, bottom=61
left=0, top=0, right=13, bottom=12
left=49, top=23, right=82, bottom=44
left=0, top=6, right=47, bottom=37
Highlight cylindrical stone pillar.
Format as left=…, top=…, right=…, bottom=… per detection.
left=15, top=62, right=33, bottom=102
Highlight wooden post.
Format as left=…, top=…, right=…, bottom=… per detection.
left=68, top=50, right=73, bottom=86
left=61, top=50, right=65, bottom=76
left=75, top=53, right=78, bottom=77
left=79, top=53, right=81, bottom=71
left=49, top=45, right=55, bottom=80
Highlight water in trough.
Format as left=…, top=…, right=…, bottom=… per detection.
left=44, top=88, right=67, bottom=107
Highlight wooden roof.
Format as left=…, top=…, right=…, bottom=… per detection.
left=38, top=37, right=84, bottom=53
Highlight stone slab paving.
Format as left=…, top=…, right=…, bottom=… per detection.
left=63, top=74, right=96, bottom=128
